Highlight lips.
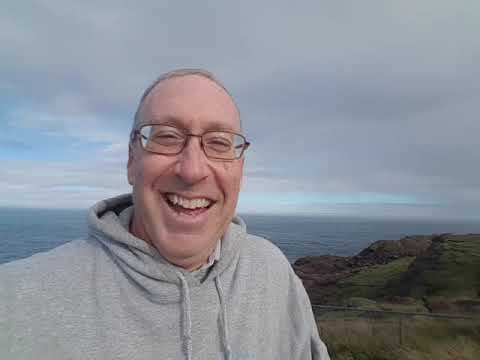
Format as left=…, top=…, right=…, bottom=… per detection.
left=163, top=192, right=215, bottom=217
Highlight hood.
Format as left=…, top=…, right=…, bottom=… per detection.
left=87, top=193, right=244, bottom=360
left=87, top=193, right=246, bottom=291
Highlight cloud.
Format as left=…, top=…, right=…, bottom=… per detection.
left=0, top=159, right=130, bottom=209
left=1, top=0, right=479, bottom=219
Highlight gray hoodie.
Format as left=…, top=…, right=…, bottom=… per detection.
left=0, top=194, right=330, bottom=360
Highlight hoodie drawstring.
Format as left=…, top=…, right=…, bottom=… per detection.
left=176, top=271, right=232, bottom=360
left=215, top=277, right=232, bottom=360
left=177, top=272, right=193, bottom=360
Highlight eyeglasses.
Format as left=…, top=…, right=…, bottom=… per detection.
left=131, top=124, right=250, bottom=161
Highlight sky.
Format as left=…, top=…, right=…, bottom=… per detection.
left=1, top=0, right=479, bottom=220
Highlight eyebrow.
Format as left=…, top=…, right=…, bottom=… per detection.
left=146, top=114, right=240, bottom=133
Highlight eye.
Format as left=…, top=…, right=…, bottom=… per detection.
left=205, top=137, right=233, bottom=152
left=151, top=129, right=184, bottom=145
left=209, top=137, right=231, bottom=146
left=155, top=131, right=182, bottom=139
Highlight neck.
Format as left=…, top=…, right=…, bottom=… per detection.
left=129, top=214, right=215, bottom=272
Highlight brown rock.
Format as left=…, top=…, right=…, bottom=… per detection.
left=293, top=234, right=444, bottom=305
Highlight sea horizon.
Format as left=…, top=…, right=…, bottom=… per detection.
left=2, top=207, right=480, bottom=266
left=1, top=205, right=479, bottom=224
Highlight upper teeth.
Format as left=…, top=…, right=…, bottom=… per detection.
left=166, top=194, right=212, bottom=209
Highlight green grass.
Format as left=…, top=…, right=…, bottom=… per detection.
left=432, top=235, right=480, bottom=297
left=313, top=234, right=480, bottom=358
left=336, top=257, right=415, bottom=300
left=331, top=235, right=480, bottom=312
left=318, top=317, right=480, bottom=360
left=375, top=300, right=427, bottom=313
left=398, top=234, right=480, bottom=300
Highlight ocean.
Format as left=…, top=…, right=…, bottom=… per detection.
left=1, top=207, right=480, bottom=265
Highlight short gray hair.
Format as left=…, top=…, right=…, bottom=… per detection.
left=131, top=68, right=240, bottom=139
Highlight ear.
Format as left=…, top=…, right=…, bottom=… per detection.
left=127, top=144, right=135, bottom=186
left=239, top=158, right=245, bottom=189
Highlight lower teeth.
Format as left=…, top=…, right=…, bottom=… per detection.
left=170, top=202, right=205, bottom=212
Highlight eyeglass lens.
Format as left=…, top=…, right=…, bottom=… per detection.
left=139, top=125, right=247, bottom=160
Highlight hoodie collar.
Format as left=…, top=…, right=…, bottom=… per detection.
left=87, top=193, right=246, bottom=289
left=88, top=194, right=240, bottom=359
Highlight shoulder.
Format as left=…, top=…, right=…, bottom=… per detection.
left=1, top=238, right=95, bottom=271
left=239, top=232, right=301, bottom=285
left=238, top=233, right=315, bottom=316
left=0, top=238, right=98, bottom=295
left=243, top=232, right=291, bottom=266
left=0, top=239, right=100, bottom=329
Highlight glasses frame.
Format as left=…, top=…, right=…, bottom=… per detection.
left=131, top=123, right=251, bottom=161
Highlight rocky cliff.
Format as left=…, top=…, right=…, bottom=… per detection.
left=294, top=233, right=480, bottom=314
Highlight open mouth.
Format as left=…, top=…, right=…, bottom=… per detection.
left=163, top=193, right=215, bottom=216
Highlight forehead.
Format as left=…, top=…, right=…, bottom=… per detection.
left=139, top=75, right=241, bottom=132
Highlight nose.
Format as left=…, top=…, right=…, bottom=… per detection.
left=174, top=136, right=209, bottom=185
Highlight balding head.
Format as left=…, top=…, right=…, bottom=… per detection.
left=131, top=68, right=241, bottom=139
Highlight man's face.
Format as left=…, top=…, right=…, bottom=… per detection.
left=127, top=75, right=244, bottom=265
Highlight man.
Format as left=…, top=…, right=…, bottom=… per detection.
left=0, top=69, right=330, bottom=359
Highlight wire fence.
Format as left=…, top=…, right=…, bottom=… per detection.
left=311, top=304, right=475, bottom=320
left=311, top=304, right=477, bottom=346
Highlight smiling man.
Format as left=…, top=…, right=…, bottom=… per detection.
left=127, top=71, right=245, bottom=272
left=0, top=69, right=330, bottom=360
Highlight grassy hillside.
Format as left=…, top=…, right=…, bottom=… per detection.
left=309, top=234, right=480, bottom=359
left=338, top=256, right=415, bottom=299
left=304, top=234, right=480, bottom=313
left=319, top=317, right=480, bottom=360
left=392, top=234, right=480, bottom=299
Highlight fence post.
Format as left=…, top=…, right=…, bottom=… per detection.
left=398, top=317, right=403, bottom=346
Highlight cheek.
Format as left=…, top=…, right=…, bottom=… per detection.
left=217, top=162, right=243, bottom=198
left=138, top=157, right=174, bottom=186
left=131, top=161, right=159, bottom=193
left=134, top=161, right=149, bottom=184
left=128, top=163, right=141, bottom=186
